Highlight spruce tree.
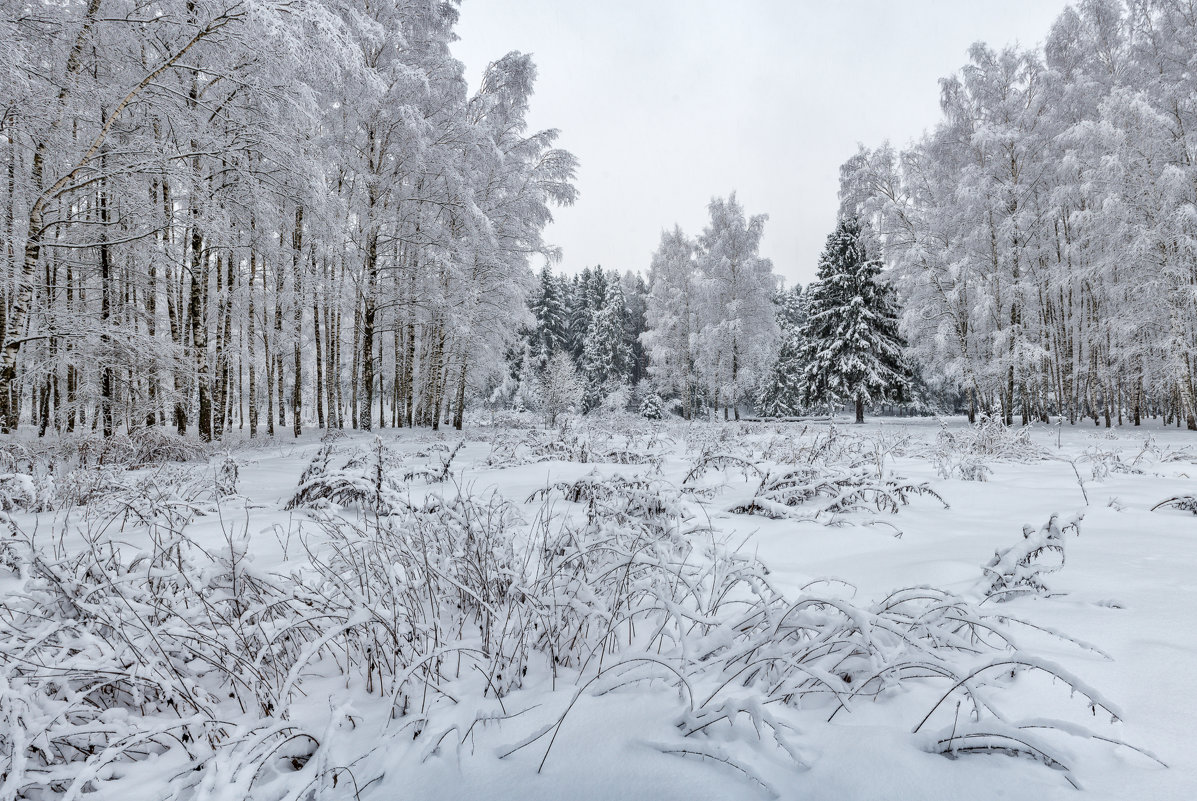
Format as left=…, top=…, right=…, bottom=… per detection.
left=529, top=265, right=568, bottom=371
left=798, top=218, right=909, bottom=423
left=756, top=285, right=807, bottom=417
left=580, top=278, right=631, bottom=411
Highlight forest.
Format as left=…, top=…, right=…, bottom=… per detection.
left=1, top=2, right=1195, bottom=800
left=3, top=1, right=1193, bottom=439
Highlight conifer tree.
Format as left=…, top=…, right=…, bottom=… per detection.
left=621, top=271, right=651, bottom=385
left=529, top=264, right=568, bottom=371
left=580, top=278, right=631, bottom=411
left=756, top=285, right=807, bottom=417
left=798, top=218, right=909, bottom=423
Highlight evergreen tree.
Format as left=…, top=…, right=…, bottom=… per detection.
left=621, top=271, right=651, bottom=385
left=566, top=267, right=596, bottom=361
left=529, top=264, right=569, bottom=371
left=580, top=278, right=631, bottom=411
left=756, top=285, right=807, bottom=417
left=798, top=218, right=909, bottom=423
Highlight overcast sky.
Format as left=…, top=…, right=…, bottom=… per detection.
left=454, top=0, right=1072, bottom=287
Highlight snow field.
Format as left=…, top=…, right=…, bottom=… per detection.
left=1, top=416, right=1194, bottom=800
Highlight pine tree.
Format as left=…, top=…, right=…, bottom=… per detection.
left=798, top=218, right=909, bottom=423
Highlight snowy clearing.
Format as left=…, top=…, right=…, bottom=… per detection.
left=1, top=416, right=1194, bottom=800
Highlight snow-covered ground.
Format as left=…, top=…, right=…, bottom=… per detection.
left=2, top=416, right=1194, bottom=800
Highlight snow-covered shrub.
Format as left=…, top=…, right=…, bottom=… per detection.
left=0, top=523, right=330, bottom=799
left=72, top=464, right=222, bottom=533
left=1151, top=495, right=1197, bottom=515
left=0, top=440, right=35, bottom=474
left=1082, top=445, right=1143, bottom=481
left=298, top=490, right=526, bottom=705
left=732, top=465, right=947, bottom=520
left=981, top=514, right=1082, bottom=601
left=287, top=437, right=405, bottom=513
left=935, top=417, right=1045, bottom=462
left=1130, top=435, right=1196, bottom=467
left=683, top=452, right=767, bottom=484
left=0, top=472, right=49, bottom=511
left=64, top=428, right=207, bottom=468
left=597, top=381, right=632, bottom=415
left=216, top=455, right=239, bottom=496
left=500, top=519, right=1123, bottom=791
left=639, top=390, right=664, bottom=419
left=529, top=470, right=690, bottom=539
left=934, top=453, right=994, bottom=482
left=50, top=464, right=125, bottom=508
left=402, top=440, right=464, bottom=483
left=484, top=425, right=659, bottom=468
left=0, top=431, right=209, bottom=513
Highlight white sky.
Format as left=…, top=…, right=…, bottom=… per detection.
left=454, top=0, right=1072, bottom=287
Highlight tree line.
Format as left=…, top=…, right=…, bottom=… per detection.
left=512, top=198, right=910, bottom=425
left=841, top=0, right=1197, bottom=429
left=5, top=0, right=1194, bottom=438
left=1, top=0, right=575, bottom=440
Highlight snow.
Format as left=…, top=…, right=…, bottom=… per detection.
left=2, top=416, right=1195, bottom=800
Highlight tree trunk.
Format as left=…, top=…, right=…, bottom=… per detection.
left=188, top=225, right=211, bottom=441
left=313, top=264, right=325, bottom=430
left=453, top=357, right=468, bottom=430
left=248, top=248, right=259, bottom=438
left=291, top=207, right=304, bottom=437
left=359, top=230, right=378, bottom=430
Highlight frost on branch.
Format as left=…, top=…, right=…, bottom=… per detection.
left=981, top=514, right=1082, bottom=601
left=732, top=465, right=947, bottom=521
left=286, top=437, right=406, bottom=513
left=1151, top=495, right=1197, bottom=515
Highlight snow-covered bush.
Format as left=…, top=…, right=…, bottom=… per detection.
left=935, top=417, right=1045, bottom=462
left=1082, top=445, right=1144, bottom=481
left=403, top=440, right=465, bottom=483
left=216, top=455, right=239, bottom=496
left=62, top=428, right=208, bottom=468
left=639, top=390, right=664, bottom=419
left=934, top=453, right=994, bottom=482
left=981, top=514, right=1082, bottom=601
left=732, top=464, right=947, bottom=520
left=287, top=437, right=406, bottom=513
left=484, top=425, right=660, bottom=468
left=597, top=381, right=632, bottom=415
left=0, top=523, right=330, bottom=799
left=0, top=472, right=49, bottom=511
left=529, top=469, right=690, bottom=539
left=1151, top=495, right=1197, bottom=515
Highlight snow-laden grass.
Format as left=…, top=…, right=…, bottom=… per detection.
left=0, top=416, right=1192, bottom=800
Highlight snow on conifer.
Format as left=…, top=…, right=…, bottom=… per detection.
left=756, top=285, right=808, bottom=418
left=798, top=217, right=910, bottom=423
